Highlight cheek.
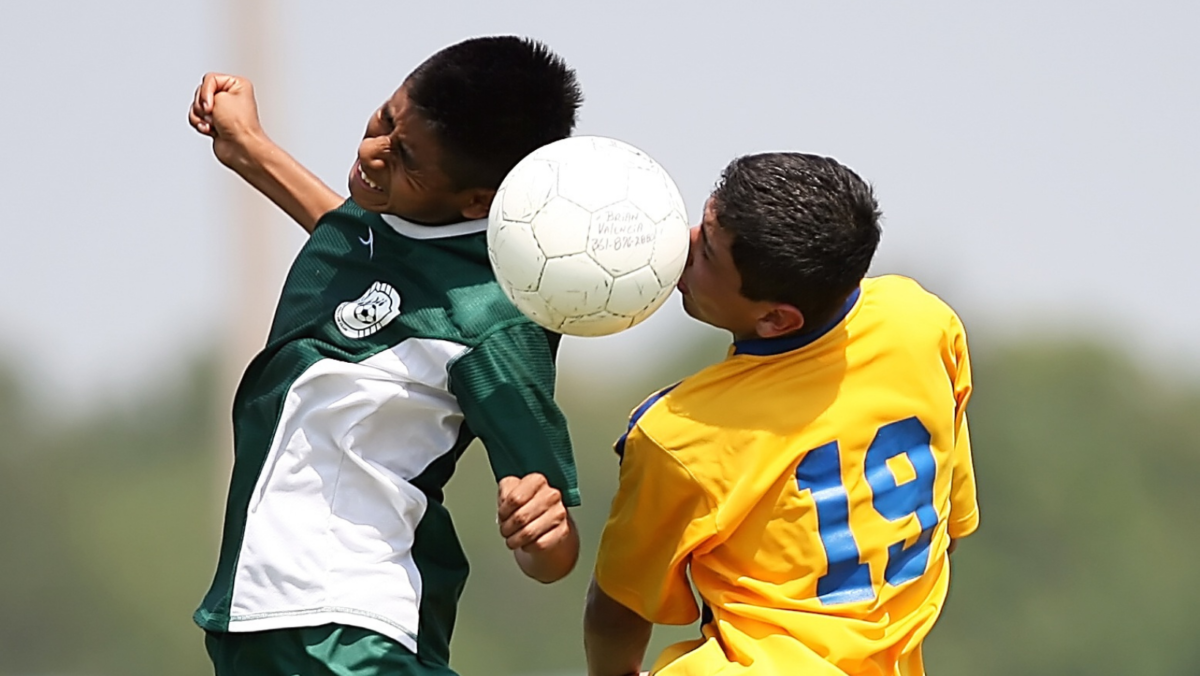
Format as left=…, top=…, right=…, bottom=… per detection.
left=697, top=268, right=739, bottom=310
left=388, top=173, right=415, bottom=199
left=690, top=267, right=720, bottom=303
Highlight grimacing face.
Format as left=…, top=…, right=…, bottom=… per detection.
left=676, top=198, right=806, bottom=341
left=347, top=85, right=492, bottom=224
left=676, top=199, right=765, bottom=340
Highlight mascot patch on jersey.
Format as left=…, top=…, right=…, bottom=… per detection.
left=335, top=281, right=401, bottom=339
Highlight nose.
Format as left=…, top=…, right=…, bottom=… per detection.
left=685, top=224, right=701, bottom=265
left=358, top=136, right=390, bottom=171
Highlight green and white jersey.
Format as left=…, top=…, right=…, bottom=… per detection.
left=194, top=200, right=579, bottom=666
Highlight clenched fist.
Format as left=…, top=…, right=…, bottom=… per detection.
left=187, top=72, right=269, bottom=169
left=497, top=473, right=579, bottom=583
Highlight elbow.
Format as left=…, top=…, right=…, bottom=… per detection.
left=584, top=578, right=603, bottom=623
left=585, top=577, right=637, bottom=631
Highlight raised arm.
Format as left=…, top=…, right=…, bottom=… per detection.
left=188, top=72, right=343, bottom=233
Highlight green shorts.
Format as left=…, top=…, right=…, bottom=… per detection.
left=204, top=624, right=459, bottom=676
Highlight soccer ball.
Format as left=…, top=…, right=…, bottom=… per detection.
left=487, top=136, right=690, bottom=337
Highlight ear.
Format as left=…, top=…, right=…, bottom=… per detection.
left=459, top=188, right=497, bottom=221
left=754, top=303, right=804, bottom=339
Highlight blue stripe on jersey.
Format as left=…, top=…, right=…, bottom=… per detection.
left=733, top=287, right=862, bottom=357
left=614, top=383, right=680, bottom=460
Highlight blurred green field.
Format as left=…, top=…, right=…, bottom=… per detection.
left=1, top=335, right=1197, bottom=675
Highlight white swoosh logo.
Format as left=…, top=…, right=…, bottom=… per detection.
left=359, top=228, right=374, bottom=259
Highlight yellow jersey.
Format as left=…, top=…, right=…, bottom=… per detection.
left=594, top=275, right=978, bottom=676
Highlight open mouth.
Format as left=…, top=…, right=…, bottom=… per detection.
left=357, top=163, right=384, bottom=192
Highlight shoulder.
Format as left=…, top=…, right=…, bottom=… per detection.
left=621, top=416, right=711, bottom=495
left=452, top=292, right=545, bottom=349
left=625, top=368, right=738, bottom=470
left=374, top=221, right=530, bottom=344
left=862, top=274, right=952, bottom=309
left=469, top=316, right=556, bottom=354
left=314, top=198, right=378, bottom=229
left=448, top=318, right=559, bottom=389
left=854, top=277, right=972, bottom=380
left=859, top=275, right=966, bottom=332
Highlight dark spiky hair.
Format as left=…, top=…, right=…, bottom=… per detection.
left=405, top=36, right=583, bottom=190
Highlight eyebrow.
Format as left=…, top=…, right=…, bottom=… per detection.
left=699, top=220, right=715, bottom=258
left=393, top=139, right=416, bottom=167
left=383, top=106, right=417, bottom=168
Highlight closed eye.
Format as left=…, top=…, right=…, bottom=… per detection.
left=699, top=222, right=714, bottom=260
left=392, top=141, right=414, bottom=168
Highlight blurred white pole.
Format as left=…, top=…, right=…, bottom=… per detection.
left=213, top=0, right=279, bottom=520
left=226, top=0, right=279, bottom=371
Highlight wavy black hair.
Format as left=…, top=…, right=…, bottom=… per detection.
left=712, top=152, right=883, bottom=328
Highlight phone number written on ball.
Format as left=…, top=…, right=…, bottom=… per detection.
left=589, top=233, right=655, bottom=253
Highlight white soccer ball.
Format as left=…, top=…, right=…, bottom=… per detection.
left=487, top=136, right=690, bottom=337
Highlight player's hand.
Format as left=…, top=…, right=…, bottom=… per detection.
left=497, top=473, right=570, bottom=552
left=187, top=72, right=268, bottom=168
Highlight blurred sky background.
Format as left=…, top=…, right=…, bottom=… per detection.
left=1, top=0, right=1197, bottom=411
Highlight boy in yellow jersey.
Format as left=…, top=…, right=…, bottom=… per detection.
left=584, top=153, right=978, bottom=676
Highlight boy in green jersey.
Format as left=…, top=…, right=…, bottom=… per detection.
left=187, top=37, right=584, bottom=675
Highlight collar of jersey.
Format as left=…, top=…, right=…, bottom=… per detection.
left=732, top=286, right=862, bottom=357
left=380, top=214, right=488, bottom=240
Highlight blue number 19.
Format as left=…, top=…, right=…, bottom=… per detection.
left=794, top=417, right=938, bottom=605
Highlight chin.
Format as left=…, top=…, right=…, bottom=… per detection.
left=348, top=188, right=386, bottom=213
left=680, top=298, right=708, bottom=325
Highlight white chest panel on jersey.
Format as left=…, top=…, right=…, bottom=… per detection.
left=226, top=337, right=471, bottom=651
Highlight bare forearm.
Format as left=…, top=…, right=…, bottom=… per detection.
left=584, top=578, right=652, bottom=676
left=514, top=512, right=579, bottom=583
left=222, top=134, right=343, bottom=234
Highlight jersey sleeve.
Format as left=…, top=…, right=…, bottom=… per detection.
left=449, top=321, right=579, bottom=506
left=594, top=427, right=716, bottom=625
left=946, top=314, right=979, bottom=539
